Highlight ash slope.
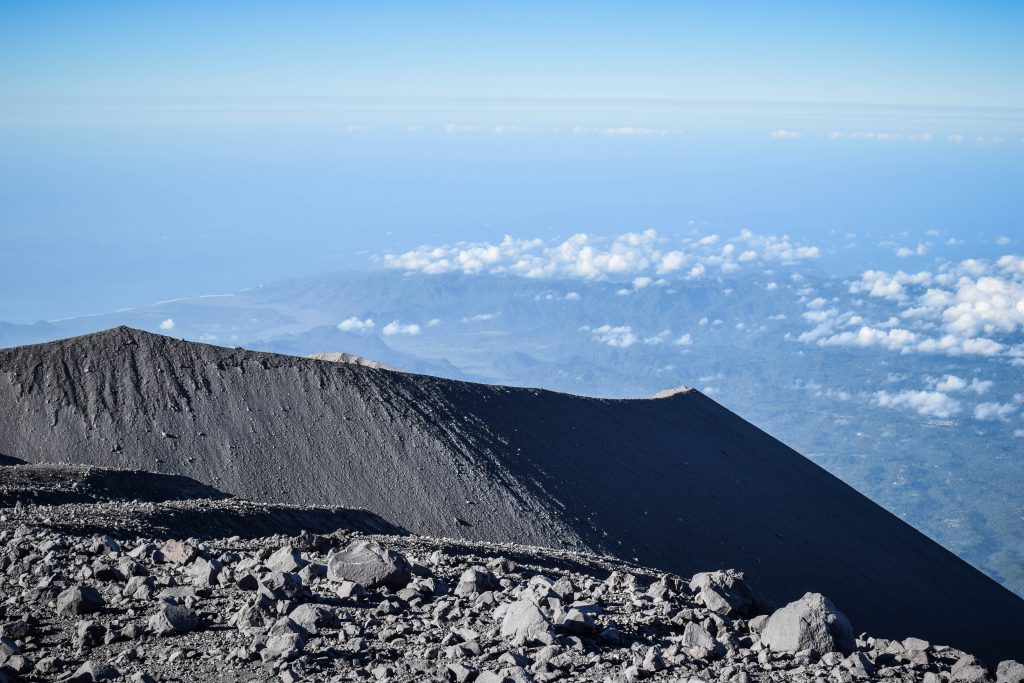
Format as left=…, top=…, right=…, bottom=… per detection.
left=0, top=327, right=1021, bottom=662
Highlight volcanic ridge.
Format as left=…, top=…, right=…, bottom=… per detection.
left=0, top=326, right=1022, bottom=674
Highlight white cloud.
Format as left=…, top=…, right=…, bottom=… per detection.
left=975, top=136, right=1003, bottom=146
left=802, top=256, right=1024, bottom=359
left=827, top=131, right=931, bottom=142
left=770, top=129, right=801, bottom=139
left=811, top=325, right=918, bottom=352
left=996, top=236, right=1011, bottom=246
left=895, top=243, right=928, bottom=258
left=338, top=316, right=375, bottom=332
left=444, top=123, right=483, bottom=134
left=875, top=390, right=961, bottom=418
left=383, top=229, right=818, bottom=282
left=973, top=402, right=1016, bottom=421
left=674, top=333, right=693, bottom=346
left=382, top=321, right=421, bottom=336
left=932, top=375, right=993, bottom=395
left=933, top=375, right=966, bottom=392
left=573, top=126, right=668, bottom=136
left=565, top=291, right=581, bottom=301
left=159, top=319, right=175, bottom=331
left=632, top=276, right=653, bottom=289
left=463, top=312, right=500, bottom=322
left=427, top=318, right=442, bottom=327
left=588, top=324, right=639, bottom=348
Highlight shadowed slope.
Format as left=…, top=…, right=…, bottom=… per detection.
left=0, top=327, right=1021, bottom=661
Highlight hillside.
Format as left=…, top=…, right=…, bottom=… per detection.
left=0, top=327, right=1022, bottom=662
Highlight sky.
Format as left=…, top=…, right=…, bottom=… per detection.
left=2, top=2, right=1023, bottom=107
left=0, top=1, right=1022, bottom=321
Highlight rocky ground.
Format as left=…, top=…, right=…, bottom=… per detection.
left=0, top=470, right=1021, bottom=682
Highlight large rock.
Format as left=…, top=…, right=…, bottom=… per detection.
left=266, top=545, right=306, bottom=574
left=148, top=604, right=198, bottom=636
left=160, top=539, right=197, bottom=565
left=500, top=599, right=551, bottom=646
left=327, top=540, right=410, bottom=590
left=998, top=660, right=1024, bottom=683
left=257, top=571, right=303, bottom=601
left=689, top=569, right=757, bottom=616
left=56, top=585, right=105, bottom=616
left=761, top=592, right=855, bottom=655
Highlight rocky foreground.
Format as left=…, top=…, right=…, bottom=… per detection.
left=1, top=493, right=1022, bottom=683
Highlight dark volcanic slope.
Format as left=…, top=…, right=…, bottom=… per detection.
left=1, top=327, right=1021, bottom=662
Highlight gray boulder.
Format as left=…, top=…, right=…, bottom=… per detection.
left=689, top=569, right=757, bottom=616
left=761, top=592, right=855, bottom=655
left=998, top=660, right=1024, bottom=683
left=266, top=545, right=307, bottom=573
left=56, top=585, right=105, bottom=616
left=500, top=599, right=551, bottom=645
left=257, top=571, right=303, bottom=601
left=455, top=566, right=499, bottom=596
left=327, top=540, right=411, bottom=590
left=160, top=539, right=197, bottom=565
left=148, top=604, right=198, bottom=636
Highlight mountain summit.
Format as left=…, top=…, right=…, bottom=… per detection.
left=1, top=326, right=1021, bottom=661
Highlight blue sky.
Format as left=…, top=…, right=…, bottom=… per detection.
left=2, top=2, right=1023, bottom=108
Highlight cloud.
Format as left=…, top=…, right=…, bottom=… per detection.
left=973, top=402, right=1016, bottom=421
left=632, top=276, right=653, bottom=289
left=874, top=390, right=960, bottom=418
left=805, top=256, right=1024, bottom=359
left=382, top=321, right=421, bottom=336
left=463, top=312, right=500, bottom=322
left=573, top=126, right=668, bottom=136
left=674, top=333, right=693, bottom=346
left=770, top=130, right=801, bottom=139
left=564, top=291, right=581, bottom=301
left=827, top=131, right=931, bottom=142
left=583, top=324, right=683, bottom=349
left=816, top=325, right=919, bottom=352
left=338, top=316, right=375, bottom=332
left=895, top=243, right=928, bottom=258
left=159, top=319, right=175, bottom=331
left=587, top=324, right=639, bottom=348
left=932, top=375, right=992, bottom=395
left=444, top=123, right=483, bottom=134
left=383, top=229, right=819, bottom=282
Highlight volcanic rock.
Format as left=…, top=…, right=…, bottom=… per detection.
left=55, top=585, right=105, bottom=616
left=761, top=592, right=856, bottom=655
left=327, top=540, right=411, bottom=590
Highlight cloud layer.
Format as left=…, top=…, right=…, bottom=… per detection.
left=383, top=229, right=819, bottom=281
left=798, top=255, right=1024, bottom=359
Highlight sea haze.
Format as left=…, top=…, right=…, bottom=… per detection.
left=1, top=99, right=1021, bottom=321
